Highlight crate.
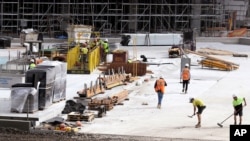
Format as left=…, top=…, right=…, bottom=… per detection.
left=67, top=112, right=95, bottom=122
left=112, top=50, right=128, bottom=63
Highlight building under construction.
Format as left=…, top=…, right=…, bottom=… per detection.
left=0, top=0, right=250, bottom=37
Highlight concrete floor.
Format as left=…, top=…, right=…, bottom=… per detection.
left=1, top=39, right=250, bottom=141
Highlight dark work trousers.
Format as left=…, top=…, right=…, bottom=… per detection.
left=81, top=54, right=87, bottom=70
left=157, top=91, right=164, bottom=105
left=182, top=80, right=189, bottom=92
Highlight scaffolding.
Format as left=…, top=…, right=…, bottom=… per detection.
left=0, top=0, right=249, bottom=37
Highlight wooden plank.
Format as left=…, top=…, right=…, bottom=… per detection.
left=185, top=49, right=239, bottom=67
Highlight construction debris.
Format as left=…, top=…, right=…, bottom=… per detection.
left=38, top=116, right=81, bottom=132
left=61, top=100, right=86, bottom=114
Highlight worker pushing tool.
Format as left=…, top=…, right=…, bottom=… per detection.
left=232, top=94, right=247, bottom=125
left=189, top=97, right=206, bottom=128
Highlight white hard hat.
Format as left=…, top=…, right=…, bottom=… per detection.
left=232, top=94, right=237, bottom=98
left=105, top=38, right=108, bottom=42
left=30, top=59, right=34, bottom=62
left=185, top=63, right=189, bottom=67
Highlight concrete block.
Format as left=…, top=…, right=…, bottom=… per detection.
left=239, top=38, right=250, bottom=45
left=0, top=119, right=31, bottom=131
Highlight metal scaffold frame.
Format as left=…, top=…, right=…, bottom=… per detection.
left=0, top=0, right=249, bottom=37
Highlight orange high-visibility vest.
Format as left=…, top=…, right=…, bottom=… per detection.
left=182, top=68, right=190, bottom=80
left=154, top=79, right=166, bottom=93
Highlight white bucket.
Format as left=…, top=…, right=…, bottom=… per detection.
left=106, top=54, right=113, bottom=63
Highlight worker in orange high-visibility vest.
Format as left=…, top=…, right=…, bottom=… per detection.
left=154, top=76, right=167, bottom=109
left=181, top=63, right=191, bottom=94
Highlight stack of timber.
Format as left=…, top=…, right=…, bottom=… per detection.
left=199, top=59, right=238, bottom=71
left=185, top=49, right=239, bottom=71
left=198, top=48, right=248, bottom=57
left=88, top=90, right=129, bottom=111
left=109, top=89, right=129, bottom=105
left=77, top=78, right=105, bottom=98
left=88, top=98, right=114, bottom=111
left=197, top=48, right=234, bottom=55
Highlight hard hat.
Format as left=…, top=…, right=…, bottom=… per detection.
left=105, top=38, right=108, bottom=42
left=189, top=97, right=194, bottom=103
left=30, top=59, right=34, bottom=62
left=232, top=94, right=237, bottom=98
left=159, top=76, right=163, bottom=78
left=185, top=63, right=189, bottom=67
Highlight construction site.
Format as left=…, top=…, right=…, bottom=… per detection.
left=0, top=1, right=250, bottom=141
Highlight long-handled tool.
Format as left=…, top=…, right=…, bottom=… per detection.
left=187, top=114, right=195, bottom=118
left=217, top=107, right=244, bottom=128
left=217, top=113, right=234, bottom=128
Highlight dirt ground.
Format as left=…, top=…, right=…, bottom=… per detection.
left=0, top=127, right=190, bottom=141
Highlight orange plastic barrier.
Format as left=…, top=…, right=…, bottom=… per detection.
left=227, top=28, right=247, bottom=37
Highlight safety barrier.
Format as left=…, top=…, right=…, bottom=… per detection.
left=67, top=45, right=101, bottom=74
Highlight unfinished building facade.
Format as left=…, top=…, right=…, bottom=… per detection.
left=0, top=0, right=249, bottom=37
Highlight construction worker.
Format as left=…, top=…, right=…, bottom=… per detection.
left=181, top=63, right=190, bottom=93
left=189, top=97, right=206, bottom=128
left=89, top=37, right=98, bottom=49
left=80, top=43, right=88, bottom=69
left=28, top=59, right=36, bottom=70
left=102, top=38, right=109, bottom=62
left=232, top=94, right=247, bottom=125
left=154, top=76, right=167, bottom=109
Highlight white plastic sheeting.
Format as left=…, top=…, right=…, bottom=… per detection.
left=124, top=33, right=183, bottom=46
left=10, top=87, right=38, bottom=113
left=37, top=61, right=67, bottom=102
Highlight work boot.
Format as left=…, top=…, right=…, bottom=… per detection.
left=185, top=91, right=187, bottom=94
left=182, top=89, right=184, bottom=93
left=157, top=104, right=161, bottom=109
left=195, top=123, right=201, bottom=128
